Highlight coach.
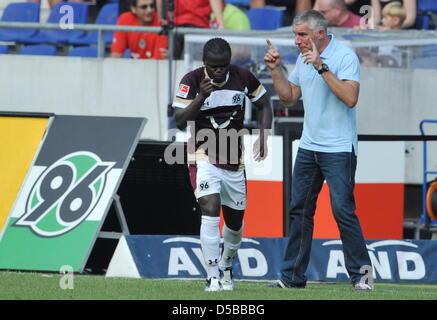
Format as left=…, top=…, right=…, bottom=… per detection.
left=264, top=10, right=373, bottom=291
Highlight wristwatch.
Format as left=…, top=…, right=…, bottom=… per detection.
left=318, top=63, right=329, bottom=75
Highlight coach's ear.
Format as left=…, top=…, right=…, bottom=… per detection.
left=316, top=27, right=325, bottom=41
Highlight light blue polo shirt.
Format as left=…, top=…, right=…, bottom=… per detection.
left=289, top=34, right=360, bottom=154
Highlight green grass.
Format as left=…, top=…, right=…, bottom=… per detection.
left=1, top=271, right=437, bottom=300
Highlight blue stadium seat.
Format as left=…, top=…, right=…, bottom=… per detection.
left=21, top=2, right=89, bottom=44
left=418, top=0, right=437, bottom=11
left=0, top=45, right=9, bottom=54
left=416, top=0, right=437, bottom=30
left=68, top=46, right=98, bottom=57
left=225, top=0, right=250, bottom=8
left=69, top=3, right=119, bottom=45
left=19, top=45, right=57, bottom=56
left=0, top=3, right=40, bottom=42
left=415, top=15, right=430, bottom=29
left=247, top=7, right=283, bottom=30
left=411, top=56, right=437, bottom=69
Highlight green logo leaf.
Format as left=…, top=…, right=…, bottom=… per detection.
left=15, top=151, right=115, bottom=237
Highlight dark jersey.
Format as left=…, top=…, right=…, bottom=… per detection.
left=173, top=64, right=266, bottom=171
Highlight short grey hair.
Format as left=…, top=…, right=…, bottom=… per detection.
left=293, top=10, right=328, bottom=33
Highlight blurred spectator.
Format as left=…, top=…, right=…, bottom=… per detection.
left=156, top=0, right=225, bottom=59
left=250, top=0, right=313, bottom=26
left=111, top=0, right=168, bottom=59
left=156, top=0, right=224, bottom=28
left=343, top=0, right=371, bottom=16
left=371, top=0, right=416, bottom=29
left=211, top=2, right=251, bottom=30
left=356, top=3, right=406, bottom=68
left=315, top=0, right=361, bottom=27
left=377, top=2, right=406, bottom=66
left=378, top=1, right=406, bottom=30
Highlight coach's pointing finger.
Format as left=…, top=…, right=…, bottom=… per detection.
left=264, top=39, right=281, bottom=70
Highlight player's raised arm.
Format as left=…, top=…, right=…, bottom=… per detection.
left=264, top=40, right=301, bottom=107
left=174, top=77, right=213, bottom=130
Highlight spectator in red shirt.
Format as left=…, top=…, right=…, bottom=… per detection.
left=156, top=0, right=225, bottom=59
left=314, top=0, right=362, bottom=27
left=156, top=0, right=224, bottom=29
left=174, top=0, right=225, bottom=29
left=111, top=0, right=168, bottom=59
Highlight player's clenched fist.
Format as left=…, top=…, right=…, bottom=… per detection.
left=199, top=77, right=213, bottom=98
left=264, top=39, right=281, bottom=71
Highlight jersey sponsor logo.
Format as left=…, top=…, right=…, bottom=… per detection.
left=177, top=84, right=190, bottom=98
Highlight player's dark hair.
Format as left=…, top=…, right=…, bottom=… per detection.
left=203, top=38, right=232, bottom=61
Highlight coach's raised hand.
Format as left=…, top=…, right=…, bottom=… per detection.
left=264, top=40, right=282, bottom=70
left=302, top=38, right=322, bottom=71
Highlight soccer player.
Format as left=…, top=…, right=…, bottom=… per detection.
left=173, top=38, right=272, bottom=291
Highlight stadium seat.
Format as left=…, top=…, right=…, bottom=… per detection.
left=0, top=3, right=40, bottom=42
left=411, top=56, right=437, bottom=69
left=0, top=45, right=9, bottom=54
left=69, top=3, right=119, bottom=45
left=20, top=2, right=89, bottom=44
left=247, top=7, right=283, bottom=30
left=415, top=15, right=430, bottom=29
left=416, top=0, right=437, bottom=29
left=68, top=46, right=98, bottom=57
left=19, top=45, right=57, bottom=56
left=418, top=0, right=437, bottom=12
left=225, top=0, right=250, bottom=8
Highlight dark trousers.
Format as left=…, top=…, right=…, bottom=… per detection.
left=281, top=147, right=372, bottom=286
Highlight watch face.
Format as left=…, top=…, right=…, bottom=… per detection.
left=322, top=63, right=329, bottom=71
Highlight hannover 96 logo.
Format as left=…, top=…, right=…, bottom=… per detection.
left=15, top=151, right=115, bottom=237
